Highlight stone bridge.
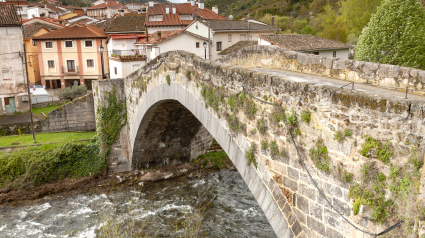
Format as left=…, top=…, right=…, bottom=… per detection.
left=93, top=48, right=425, bottom=238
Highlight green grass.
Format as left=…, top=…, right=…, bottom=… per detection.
left=0, top=132, right=96, bottom=147
left=32, top=104, right=63, bottom=115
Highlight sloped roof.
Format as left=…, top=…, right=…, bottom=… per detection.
left=91, top=18, right=114, bottom=31
left=0, top=4, right=21, bottom=26
left=218, top=41, right=258, bottom=55
left=106, top=15, right=145, bottom=32
left=205, top=19, right=278, bottom=31
left=135, top=30, right=207, bottom=46
left=22, top=17, right=64, bottom=28
left=258, top=34, right=353, bottom=51
left=88, top=1, right=127, bottom=9
left=109, top=33, right=144, bottom=39
left=23, top=22, right=58, bottom=39
left=33, top=25, right=107, bottom=40
left=146, top=3, right=226, bottom=27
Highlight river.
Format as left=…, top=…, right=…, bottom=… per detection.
left=0, top=169, right=276, bottom=237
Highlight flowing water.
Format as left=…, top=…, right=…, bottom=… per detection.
left=0, top=169, right=276, bottom=237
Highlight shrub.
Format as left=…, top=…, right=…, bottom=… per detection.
left=269, top=140, right=279, bottom=157
left=301, top=110, right=311, bottom=123
left=59, top=85, right=87, bottom=100
left=226, top=113, right=246, bottom=134
left=245, top=143, right=257, bottom=167
left=309, top=140, right=330, bottom=172
left=166, top=75, right=171, bottom=85
left=256, top=117, right=267, bottom=134
left=270, top=105, right=284, bottom=128
left=344, top=172, right=354, bottom=183
left=360, top=135, right=392, bottom=163
left=286, top=111, right=297, bottom=125
left=261, top=140, right=269, bottom=150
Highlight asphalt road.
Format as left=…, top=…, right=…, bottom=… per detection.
left=251, top=68, right=425, bottom=102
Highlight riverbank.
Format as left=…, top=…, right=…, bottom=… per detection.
left=0, top=148, right=236, bottom=205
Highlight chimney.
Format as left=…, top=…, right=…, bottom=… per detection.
left=272, top=16, right=274, bottom=26
left=148, top=1, right=154, bottom=7
left=198, top=0, right=204, bottom=9
left=190, top=0, right=195, bottom=7
left=156, top=31, right=161, bottom=40
left=213, top=5, right=218, bottom=14
left=172, top=3, right=176, bottom=14
left=165, top=4, right=169, bottom=14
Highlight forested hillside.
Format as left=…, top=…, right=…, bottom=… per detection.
left=205, top=0, right=425, bottom=44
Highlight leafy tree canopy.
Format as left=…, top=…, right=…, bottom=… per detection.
left=341, top=0, right=383, bottom=37
left=319, top=5, right=349, bottom=43
left=355, top=0, right=425, bottom=69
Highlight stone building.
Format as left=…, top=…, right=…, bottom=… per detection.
left=258, top=34, right=353, bottom=60
left=0, top=4, right=30, bottom=114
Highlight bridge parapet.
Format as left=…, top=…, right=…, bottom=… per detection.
left=218, top=45, right=425, bottom=96
left=94, top=50, right=425, bottom=237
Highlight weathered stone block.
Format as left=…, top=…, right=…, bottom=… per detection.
left=299, top=184, right=316, bottom=201
left=296, top=194, right=309, bottom=214
left=323, top=208, right=340, bottom=229
left=324, top=182, right=342, bottom=198
left=325, top=226, right=343, bottom=238
left=333, top=198, right=351, bottom=217
left=307, top=216, right=326, bottom=237
left=283, top=176, right=298, bottom=192
left=309, top=201, right=323, bottom=221
left=287, top=167, right=300, bottom=180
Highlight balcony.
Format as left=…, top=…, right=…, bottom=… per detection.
left=62, top=66, right=79, bottom=75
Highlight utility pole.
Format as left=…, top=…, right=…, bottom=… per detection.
left=23, top=44, right=36, bottom=143
left=208, top=22, right=212, bottom=60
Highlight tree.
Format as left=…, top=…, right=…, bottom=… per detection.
left=301, top=25, right=316, bottom=35
left=355, top=0, right=425, bottom=69
left=319, top=5, right=349, bottom=43
left=341, top=0, right=382, bottom=37
left=59, top=85, right=88, bottom=100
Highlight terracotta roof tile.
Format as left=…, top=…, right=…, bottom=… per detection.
left=259, top=34, right=353, bottom=51
left=88, top=1, right=127, bottom=9
left=23, top=22, right=57, bottom=39
left=91, top=18, right=114, bottom=31
left=218, top=41, right=258, bottom=55
left=146, top=3, right=226, bottom=27
left=110, top=33, right=145, bottom=39
left=22, top=17, right=64, bottom=27
left=106, top=15, right=145, bottom=32
left=33, top=25, right=107, bottom=40
left=0, top=4, right=21, bottom=26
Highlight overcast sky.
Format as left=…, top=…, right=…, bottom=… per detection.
left=169, top=0, right=187, bottom=3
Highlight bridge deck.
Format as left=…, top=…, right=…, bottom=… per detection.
left=251, top=68, right=425, bottom=101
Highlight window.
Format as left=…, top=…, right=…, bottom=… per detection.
left=112, top=9, right=115, bottom=15
left=32, top=40, right=37, bottom=46
left=114, top=67, right=117, bottom=75
left=2, top=69, right=10, bottom=79
left=47, top=60, right=55, bottom=68
left=4, top=98, right=9, bottom=105
left=45, top=41, right=53, bottom=48
left=216, top=42, right=222, bottom=51
left=240, top=34, right=246, bottom=41
left=313, top=52, right=319, bottom=55
left=66, top=60, right=76, bottom=72
left=16, top=6, right=22, bottom=11
left=65, top=41, right=73, bottom=48
left=87, top=59, right=94, bottom=67
left=228, top=34, right=232, bottom=42
left=333, top=51, right=337, bottom=57
left=85, top=40, right=93, bottom=47
left=196, top=42, right=200, bottom=48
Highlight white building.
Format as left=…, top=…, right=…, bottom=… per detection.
left=134, top=30, right=209, bottom=62
left=186, top=19, right=278, bottom=60
left=258, top=34, right=353, bottom=60
left=125, top=1, right=146, bottom=14
left=0, top=0, right=29, bottom=19
left=106, top=15, right=146, bottom=79
left=0, top=4, right=30, bottom=114
left=145, top=0, right=226, bottom=34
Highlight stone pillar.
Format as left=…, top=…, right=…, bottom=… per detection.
left=0, top=97, right=5, bottom=115
left=14, top=95, right=19, bottom=112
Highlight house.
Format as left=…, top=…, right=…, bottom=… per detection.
left=33, top=24, right=109, bottom=90
left=0, top=0, right=29, bottom=19
left=125, top=1, right=146, bottom=14
left=134, top=30, right=209, bottom=62
left=106, top=15, right=146, bottom=79
left=258, top=34, right=353, bottom=60
left=186, top=19, right=278, bottom=60
left=0, top=4, right=30, bottom=114
left=23, top=21, right=63, bottom=85
left=145, top=0, right=227, bottom=34
left=61, top=5, right=83, bottom=15
left=27, top=4, right=67, bottom=19
left=87, top=1, right=128, bottom=19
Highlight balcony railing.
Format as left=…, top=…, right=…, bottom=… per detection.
left=62, top=66, right=79, bottom=74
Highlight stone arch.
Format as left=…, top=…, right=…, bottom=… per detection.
left=127, top=82, right=297, bottom=238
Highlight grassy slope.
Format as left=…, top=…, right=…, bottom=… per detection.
left=32, top=105, right=63, bottom=115
left=0, top=132, right=95, bottom=147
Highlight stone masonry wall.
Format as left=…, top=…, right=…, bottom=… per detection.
left=93, top=79, right=131, bottom=174
left=42, top=94, right=96, bottom=133
left=218, top=45, right=425, bottom=95
left=190, top=125, right=214, bottom=160
left=96, top=50, right=425, bottom=237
